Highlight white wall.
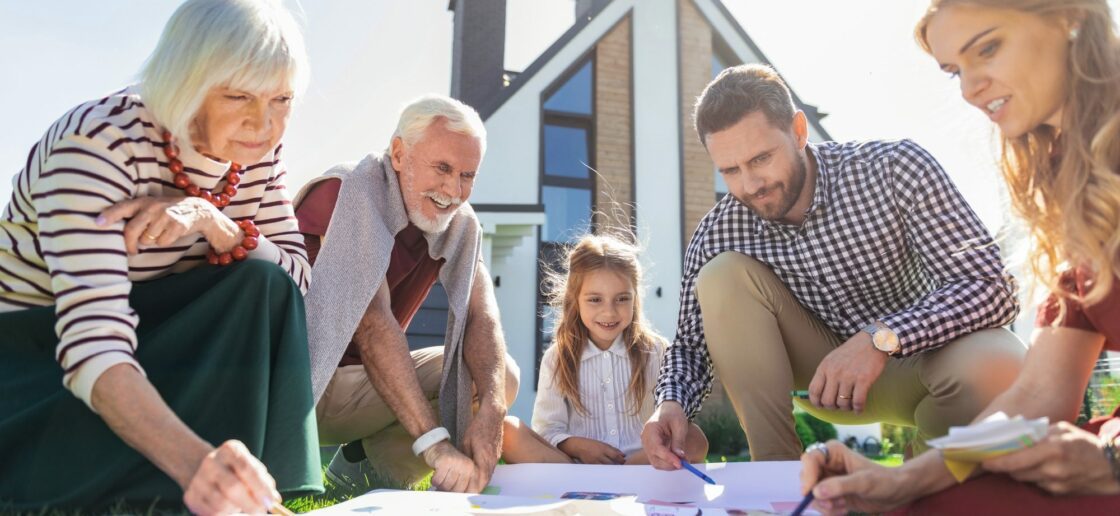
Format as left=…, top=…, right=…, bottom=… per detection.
left=631, top=0, right=684, bottom=337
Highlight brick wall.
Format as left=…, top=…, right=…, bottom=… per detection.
left=678, top=0, right=717, bottom=245
left=594, top=16, right=633, bottom=234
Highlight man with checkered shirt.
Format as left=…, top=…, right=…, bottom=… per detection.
left=640, top=64, right=1025, bottom=466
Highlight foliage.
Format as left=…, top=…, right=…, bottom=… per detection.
left=880, top=422, right=918, bottom=456
left=696, top=407, right=748, bottom=456
left=794, top=411, right=837, bottom=449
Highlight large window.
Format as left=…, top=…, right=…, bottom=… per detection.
left=537, top=58, right=595, bottom=377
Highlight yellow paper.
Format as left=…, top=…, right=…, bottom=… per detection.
left=941, top=448, right=1018, bottom=482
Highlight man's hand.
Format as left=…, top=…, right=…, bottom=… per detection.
left=462, top=403, right=506, bottom=492
left=640, top=401, right=690, bottom=470
left=800, top=440, right=920, bottom=515
left=808, top=332, right=888, bottom=412
left=982, top=421, right=1120, bottom=496
left=422, top=441, right=481, bottom=493
left=558, top=436, right=626, bottom=465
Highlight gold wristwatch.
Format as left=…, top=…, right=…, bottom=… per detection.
left=862, top=321, right=900, bottom=355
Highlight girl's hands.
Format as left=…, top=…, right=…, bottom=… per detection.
left=558, top=436, right=626, bottom=465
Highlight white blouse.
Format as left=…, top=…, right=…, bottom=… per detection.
left=531, top=336, right=664, bottom=456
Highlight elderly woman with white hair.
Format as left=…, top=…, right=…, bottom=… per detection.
left=0, top=0, right=320, bottom=512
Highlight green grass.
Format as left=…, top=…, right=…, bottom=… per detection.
left=870, top=454, right=904, bottom=467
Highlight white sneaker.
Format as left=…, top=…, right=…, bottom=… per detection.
left=324, top=447, right=377, bottom=492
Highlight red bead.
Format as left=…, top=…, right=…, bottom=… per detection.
left=229, top=162, right=242, bottom=173
left=161, top=130, right=172, bottom=141
left=164, top=145, right=179, bottom=159
left=169, top=159, right=183, bottom=174
left=173, top=173, right=191, bottom=189
left=218, top=252, right=233, bottom=266
left=185, top=184, right=201, bottom=197
left=207, top=250, right=220, bottom=265
left=231, top=246, right=248, bottom=261
left=223, top=184, right=238, bottom=197
left=199, top=190, right=214, bottom=204
left=243, top=224, right=260, bottom=237
left=226, top=173, right=241, bottom=186
left=242, top=236, right=259, bottom=251
left=215, top=193, right=230, bottom=207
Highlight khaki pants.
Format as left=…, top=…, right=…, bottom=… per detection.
left=696, top=252, right=1026, bottom=461
left=316, top=346, right=521, bottom=485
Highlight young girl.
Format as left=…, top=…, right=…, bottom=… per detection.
left=502, top=234, right=708, bottom=464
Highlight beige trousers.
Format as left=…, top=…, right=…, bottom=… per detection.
left=696, top=252, right=1026, bottom=461
left=316, top=346, right=521, bottom=485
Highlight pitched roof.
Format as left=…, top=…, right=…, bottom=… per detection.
left=476, top=0, right=831, bottom=140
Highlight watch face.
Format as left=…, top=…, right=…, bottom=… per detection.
left=873, top=330, right=899, bottom=353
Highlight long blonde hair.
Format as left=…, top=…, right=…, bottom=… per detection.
left=916, top=0, right=1120, bottom=305
left=543, top=234, right=664, bottom=416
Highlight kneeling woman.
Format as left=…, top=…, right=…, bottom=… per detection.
left=0, top=0, right=320, bottom=512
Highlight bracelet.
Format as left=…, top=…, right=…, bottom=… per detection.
left=412, top=426, right=451, bottom=457
left=1104, top=439, right=1120, bottom=485
left=206, top=219, right=260, bottom=266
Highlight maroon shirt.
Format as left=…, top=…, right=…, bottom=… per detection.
left=296, top=178, right=444, bottom=366
left=1036, top=269, right=1120, bottom=352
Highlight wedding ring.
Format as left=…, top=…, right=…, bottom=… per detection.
left=807, top=442, right=830, bottom=463
left=144, top=233, right=158, bottom=242
left=837, top=394, right=851, bottom=400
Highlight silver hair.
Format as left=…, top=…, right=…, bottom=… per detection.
left=139, top=0, right=309, bottom=147
left=391, top=94, right=487, bottom=155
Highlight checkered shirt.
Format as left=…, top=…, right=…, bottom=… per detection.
left=655, top=139, right=1020, bottom=419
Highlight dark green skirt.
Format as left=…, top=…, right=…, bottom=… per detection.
left=0, top=260, right=323, bottom=510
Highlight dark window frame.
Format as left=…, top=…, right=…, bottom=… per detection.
left=535, top=53, right=597, bottom=387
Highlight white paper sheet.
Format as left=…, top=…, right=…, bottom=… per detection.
left=488, top=461, right=805, bottom=510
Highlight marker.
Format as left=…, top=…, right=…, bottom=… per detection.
left=791, top=390, right=810, bottom=399
left=790, top=490, right=814, bottom=516
left=679, top=460, right=716, bottom=485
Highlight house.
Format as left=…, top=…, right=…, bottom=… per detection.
left=424, top=0, right=834, bottom=426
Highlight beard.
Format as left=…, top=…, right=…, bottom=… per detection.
left=743, top=151, right=808, bottom=221
left=401, top=166, right=462, bottom=234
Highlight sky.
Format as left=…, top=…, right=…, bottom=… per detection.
left=2, top=0, right=1115, bottom=236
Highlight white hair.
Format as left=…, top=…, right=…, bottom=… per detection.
left=391, top=94, right=487, bottom=156
left=139, top=0, right=309, bottom=147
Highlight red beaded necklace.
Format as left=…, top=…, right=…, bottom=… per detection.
left=161, top=130, right=260, bottom=266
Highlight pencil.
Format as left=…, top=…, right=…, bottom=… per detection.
left=790, top=490, right=814, bottom=516
left=679, top=460, right=716, bottom=485
left=272, top=502, right=295, bottom=516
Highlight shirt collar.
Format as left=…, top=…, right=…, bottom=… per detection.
left=582, top=335, right=627, bottom=360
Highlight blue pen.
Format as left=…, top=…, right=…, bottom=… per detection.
left=790, top=490, right=814, bottom=516
left=679, top=460, right=716, bottom=485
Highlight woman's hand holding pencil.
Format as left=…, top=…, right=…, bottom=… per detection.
left=797, top=440, right=924, bottom=515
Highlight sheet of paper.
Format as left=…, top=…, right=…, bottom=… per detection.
left=487, top=461, right=805, bottom=511
left=927, top=411, right=1049, bottom=481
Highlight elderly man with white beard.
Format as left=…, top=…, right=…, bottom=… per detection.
left=294, top=95, right=518, bottom=494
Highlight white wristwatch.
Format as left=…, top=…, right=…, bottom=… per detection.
left=412, top=426, right=451, bottom=456
left=863, top=322, right=900, bottom=355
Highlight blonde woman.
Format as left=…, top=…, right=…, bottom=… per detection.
left=0, top=0, right=320, bottom=512
left=798, top=0, right=1120, bottom=513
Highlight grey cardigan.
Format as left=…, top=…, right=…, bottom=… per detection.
left=295, top=152, right=482, bottom=444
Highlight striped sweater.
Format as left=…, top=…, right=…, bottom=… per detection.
left=0, top=87, right=310, bottom=409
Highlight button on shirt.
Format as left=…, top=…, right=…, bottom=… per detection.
left=532, top=336, right=664, bottom=456
left=655, top=139, right=1020, bottom=418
